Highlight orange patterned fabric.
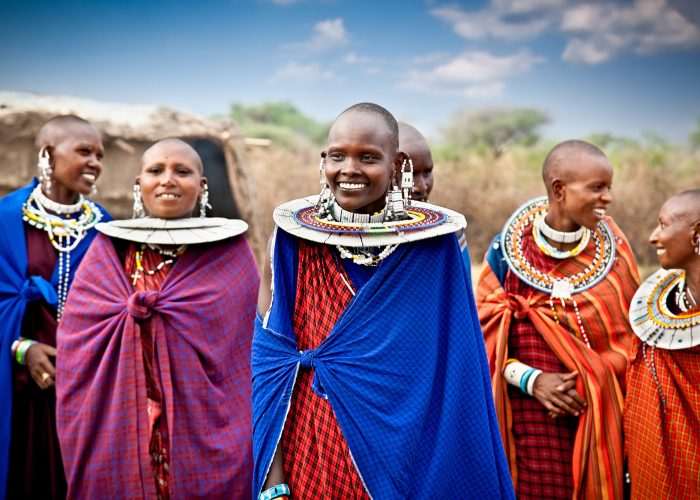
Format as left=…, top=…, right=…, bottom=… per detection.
left=625, top=341, right=700, bottom=498
left=476, top=217, right=639, bottom=499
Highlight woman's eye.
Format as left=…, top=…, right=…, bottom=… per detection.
left=329, top=153, right=344, bottom=161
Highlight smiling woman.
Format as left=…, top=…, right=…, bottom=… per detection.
left=626, top=189, right=700, bottom=498
left=55, top=138, right=259, bottom=499
left=0, top=114, right=111, bottom=499
left=252, top=102, right=514, bottom=499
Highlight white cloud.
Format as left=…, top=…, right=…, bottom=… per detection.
left=399, top=50, right=543, bottom=98
left=272, top=62, right=335, bottom=84
left=430, top=3, right=556, bottom=41
left=561, top=0, right=700, bottom=64
left=343, top=52, right=369, bottom=64
left=431, top=0, right=700, bottom=64
left=286, top=18, right=349, bottom=52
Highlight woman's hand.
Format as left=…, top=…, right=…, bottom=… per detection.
left=532, top=371, right=586, bottom=417
left=25, top=342, right=57, bottom=390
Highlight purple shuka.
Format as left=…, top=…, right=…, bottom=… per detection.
left=56, top=233, right=259, bottom=499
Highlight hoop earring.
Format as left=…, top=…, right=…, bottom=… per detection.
left=316, top=155, right=333, bottom=216
left=132, top=184, right=146, bottom=218
left=199, top=184, right=212, bottom=218
left=37, top=147, right=52, bottom=194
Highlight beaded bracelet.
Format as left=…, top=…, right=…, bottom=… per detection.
left=11, top=338, right=38, bottom=365
left=259, top=483, right=290, bottom=500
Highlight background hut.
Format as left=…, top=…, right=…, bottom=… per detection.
left=0, top=91, right=264, bottom=260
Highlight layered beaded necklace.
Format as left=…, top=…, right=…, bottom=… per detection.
left=22, top=185, right=103, bottom=319
left=130, top=243, right=187, bottom=285
left=330, top=204, right=401, bottom=266
left=502, top=197, right=617, bottom=349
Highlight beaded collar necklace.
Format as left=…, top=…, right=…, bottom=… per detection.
left=501, top=196, right=616, bottom=299
left=32, top=186, right=85, bottom=215
left=273, top=196, right=467, bottom=265
left=629, top=268, right=700, bottom=350
left=330, top=203, right=387, bottom=224
left=537, top=216, right=585, bottom=243
left=532, top=214, right=590, bottom=260
left=22, top=185, right=103, bottom=319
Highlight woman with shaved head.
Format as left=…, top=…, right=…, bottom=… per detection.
left=0, top=115, right=109, bottom=499
left=56, top=138, right=259, bottom=499
left=626, top=189, right=700, bottom=498
left=476, top=140, right=640, bottom=499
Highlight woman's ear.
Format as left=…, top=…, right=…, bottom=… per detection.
left=551, top=178, right=565, bottom=202
left=200, top=177, right=208, bottom=189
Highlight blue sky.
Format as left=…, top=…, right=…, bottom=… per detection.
left=1, top=0, right=699, bottom=143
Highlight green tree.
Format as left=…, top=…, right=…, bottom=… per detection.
left=229, top=101, right=330, bottom=146
left=441, top=107, right=549, bottom=158
left=690, top=117, right=700, bottom=150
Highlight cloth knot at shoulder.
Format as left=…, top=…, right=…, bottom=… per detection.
left=21, top=275, right=58, bottom=306
left=507, top=293, right=532, bottom=319
left=127, top=291, right=160, bottom=320
left=299, top=349, right=315, bottom=369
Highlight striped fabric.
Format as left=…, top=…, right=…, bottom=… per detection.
left=476, top=216, right=639, bottom=499
left=56, top=233, right=259, bottom=499
left=625, top=341, right=700, bottom=498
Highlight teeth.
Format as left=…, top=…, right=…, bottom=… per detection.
left=82, top=173, right=96, bottom=182
left=593, top=208, right=606, bottom=217
left=339, top=183, right=367, bottom=190
left=157, top=193, right=179, bottom=199
left=656, top=248, right=666, bottom=256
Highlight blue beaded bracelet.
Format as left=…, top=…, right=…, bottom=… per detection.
left=259, top=483, right=290, bottom=500
left=520, top=368, right=536, bottom=394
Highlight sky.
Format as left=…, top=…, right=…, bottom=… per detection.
left=1, top=0, right=699, bottom=143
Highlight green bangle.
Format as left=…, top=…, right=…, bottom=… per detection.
left=16, top=339, right=37, bottom=365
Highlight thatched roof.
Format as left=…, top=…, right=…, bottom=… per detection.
left=0, top=91, right=264, bottom=260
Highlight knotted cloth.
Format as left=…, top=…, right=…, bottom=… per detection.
left=252, top=228, right=514, bottom=498
left=56, top=233, right=259, bottom=499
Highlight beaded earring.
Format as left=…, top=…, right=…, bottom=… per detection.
left=199, top=184, right=212, bottom=218
left=386, top=156, right=413, bottom=220
left=37, top=147, right=52, bottom=194
left=316, top=155, right=334, bottom=217
left=90, top=184, right=98, bottom=197
left=695, top=235, right=700, bottom=255
left=132, top=184, right=146, bottom=218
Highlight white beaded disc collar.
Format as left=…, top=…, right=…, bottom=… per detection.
left=273, top=195, right=466, bottom=248
left=96, top=217, right=248, bottom=245
left=629, top=268, right=700, bottom=350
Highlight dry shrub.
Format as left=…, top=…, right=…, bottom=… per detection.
left=247, top=140, right=700, bottom=275
left=431, top=146, right=700, bottom=272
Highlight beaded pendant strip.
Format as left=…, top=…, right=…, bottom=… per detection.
left=629, top=268, right=700, bottom=350
left=501, top=196, right=616, bottom=298
left=130, top=244, right=186, bottom=285
left=22, top=185, right=103, bottom=319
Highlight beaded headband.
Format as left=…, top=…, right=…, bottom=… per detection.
left=629, top=268, right=700, bottom=350
left=273, top=195, right=466, bottom=248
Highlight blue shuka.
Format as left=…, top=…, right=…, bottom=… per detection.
left=252, top=228, right=514, bottom=499
left=0, top=180, right=110, bottom=497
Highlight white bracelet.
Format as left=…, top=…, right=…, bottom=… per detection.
left=526, top=369, right=543, bottom=396
left=503, top=361, right=533, bottom=387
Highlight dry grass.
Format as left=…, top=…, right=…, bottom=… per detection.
left=246, top=141, right=700, bottom=271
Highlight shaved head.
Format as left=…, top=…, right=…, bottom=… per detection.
left=35, top=115, right=99, bottom=150
left=142, top=138, right=203, bottom=174
left=668, top=189, right=700, bottom=221
left=542, top=140, right=608, bottom=195
left=399, top=122, right=430, bottom=157
left=334, top=102, right=399, bottom=152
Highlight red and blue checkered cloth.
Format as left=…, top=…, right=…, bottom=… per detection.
left=252, top=228, right=515, bottom=498
left=56, top=233, right=259, bottom=499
